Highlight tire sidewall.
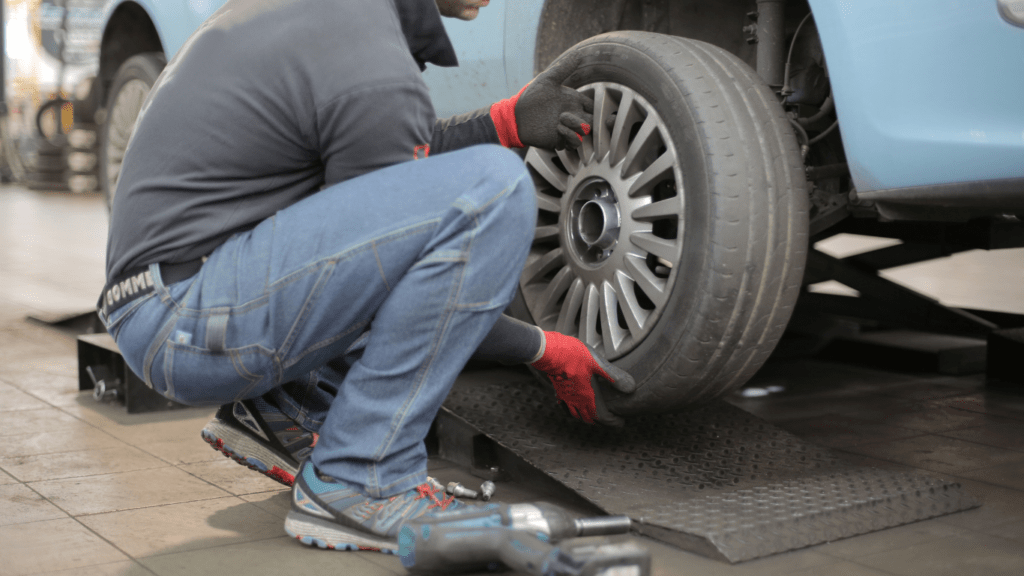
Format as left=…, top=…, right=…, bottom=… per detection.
left=99, top=52, right=166, bottom=211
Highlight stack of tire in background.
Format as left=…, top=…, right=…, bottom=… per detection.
left=67, top=121, right=99, bottom=193
left=18, top=94, right=100, bottom=193
left=20, top=132, right=67, bottom=191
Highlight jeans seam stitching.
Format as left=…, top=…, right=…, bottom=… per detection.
left=142, top=315, right=177, bottom=390
left=163, top=337, right=175, bottom=399
left=372, top=241, right=391, bottom=292
left=104, top=293, right=155, bottom=330
left=171, top=221, right=438, bottom=316
left=371, top=214, right=476, bottom=465
left=278, top=262, right=334, bottom=361
left=281, top=320, right=369, bottom=371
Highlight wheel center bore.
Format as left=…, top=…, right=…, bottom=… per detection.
left=568, top=178, right=620, bottom=265
left=578, top=198, right=620, bottom=248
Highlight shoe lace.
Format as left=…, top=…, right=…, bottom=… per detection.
left=414, top=482, right=455, bottom=511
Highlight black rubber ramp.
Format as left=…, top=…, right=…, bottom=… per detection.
left=441, top=374, right=978, bottom=563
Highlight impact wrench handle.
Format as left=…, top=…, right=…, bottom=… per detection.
left=402, top=528, right=649, bottom=576
left=397, top=502, right=635, bottom=574
left=499, top=533, right=650, bottom=576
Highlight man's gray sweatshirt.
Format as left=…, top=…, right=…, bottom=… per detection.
left=105, top=0, right=503, bottom=281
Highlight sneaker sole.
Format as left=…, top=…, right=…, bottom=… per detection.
left=201, top=420, right=297, bottom=487
left=284, top=510, right=397, bottom=553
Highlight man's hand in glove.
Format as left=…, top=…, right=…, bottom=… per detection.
left=490, top=54, right=595, bottom=150
left=531, top=331, right=635, bottom=426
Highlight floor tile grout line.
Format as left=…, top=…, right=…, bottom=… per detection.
left=171, top=459, right=290, bottom=498
left=816, top=430, right=934, bottom=451
left=945, top=472, right=1024, bottom=496
left=840, top=555, right=920, bottom=576
left=47, top=397, right=220, bottom=467
left=813, top=523, right=973, bottom=569
left=17, top=559, right=158, bottom=576
left=16, top=482, right=148, bottom=572
left=830, top=529, right=1024, bottom=571
left=46, top=398, right=224, bottom=469
left=0, top=398, right=225, bottom=482
left=16, top=462, right=175, bottom=485
left=836, top=430, right=1024, bottom=468
left=131, top=533, right=294, bottom=562
left=61, top=493, right=251, bottom=519
left=0, top=431, right=150, bottom=461
left=934, top=431, right=1024, bottom=454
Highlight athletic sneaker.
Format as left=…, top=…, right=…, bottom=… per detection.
left=200, top=398, right=318, bottom=487
left=284, top=460, right=465, bottom=553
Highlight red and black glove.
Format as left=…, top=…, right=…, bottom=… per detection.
left=530, top=331, right=635, bottom=426
left=490, top=53, right=595, bottom=150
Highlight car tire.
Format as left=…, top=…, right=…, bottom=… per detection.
left=515, top=32, right=809, bottom=414
left=99, top=52, right=166, bottom=210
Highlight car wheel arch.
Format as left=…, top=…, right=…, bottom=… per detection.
left=99, top=2, right=165, bottom=114
left=533, top=0, right=760, bottom=74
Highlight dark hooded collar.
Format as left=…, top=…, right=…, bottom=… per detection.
left=393, top=0, right=459, bottom=70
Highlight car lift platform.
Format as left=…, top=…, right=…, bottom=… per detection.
left=436, top=369, right=978, bottom=563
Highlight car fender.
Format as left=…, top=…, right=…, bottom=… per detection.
left=808, top=0, right=1024, bottom=193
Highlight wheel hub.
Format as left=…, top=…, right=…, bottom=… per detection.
left=569, top=178, right=620, bottom=264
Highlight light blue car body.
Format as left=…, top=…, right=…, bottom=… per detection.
left=97, top=0, right=217, bottom=57
left=91, top=0, right=1024, bottom=196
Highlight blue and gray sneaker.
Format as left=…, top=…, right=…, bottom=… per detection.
left=284, top=460, right=464, bottom=553
left=200, top=398, right=317, bottom=487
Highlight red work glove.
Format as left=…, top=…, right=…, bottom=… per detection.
left=531, top=331, right=635, bottom=426
left=490, top=53, right=594, bottom=150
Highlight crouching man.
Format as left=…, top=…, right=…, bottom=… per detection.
left=99, top=0, right=632, bottom=553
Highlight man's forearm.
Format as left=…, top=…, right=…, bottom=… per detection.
left=430, top=106, right=503, bottom=154
left=472, top=314, right=544, bottom=364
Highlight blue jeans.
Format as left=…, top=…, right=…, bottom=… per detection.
left=102, top=145, right=535, bottom=497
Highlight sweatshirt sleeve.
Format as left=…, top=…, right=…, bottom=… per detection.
left=430, top=106, right=502, bottom=154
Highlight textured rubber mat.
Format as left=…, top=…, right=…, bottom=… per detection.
left=441, top=374, right=978, bottom=562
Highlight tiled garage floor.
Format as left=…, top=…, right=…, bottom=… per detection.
left=2, top=185, right=1023, bottom=575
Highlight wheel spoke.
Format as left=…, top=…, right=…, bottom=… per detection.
left=609, top=91, right=636, bottom=166
left=580, top=283, right=601, bottom=347
left=521, top=247, right=564, bottom=284
left=614, top=270, right=650, bottom=338
left=555, top=148, right=580, bottom=176
left=533, top=265, right=576, bottom=322
left=579, top=128, right=595, bottom=166
left=624, top=253, right=668, bottom=307
left=525, top=148, right=569, bottom=192
left=556, top=277, right=585, bottom=335
left=533, top=224, right=560, bottom=242
left=620, top=115, right=658, bottom=177
left=535, top=192, right=561, bottom=214
left=626, top=151, right=674, bottom=198
left=629, top=231, right=679, bottom=263
left=600, top=281, right=627, bottom=356
left=591, top=84, right=611, bottom=161
left=631, top=198, right=680, bottom=221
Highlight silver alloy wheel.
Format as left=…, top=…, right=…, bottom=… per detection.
left=104, top=78, right=150, bottom=207
left=521, top=82, right=684, bottom=359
